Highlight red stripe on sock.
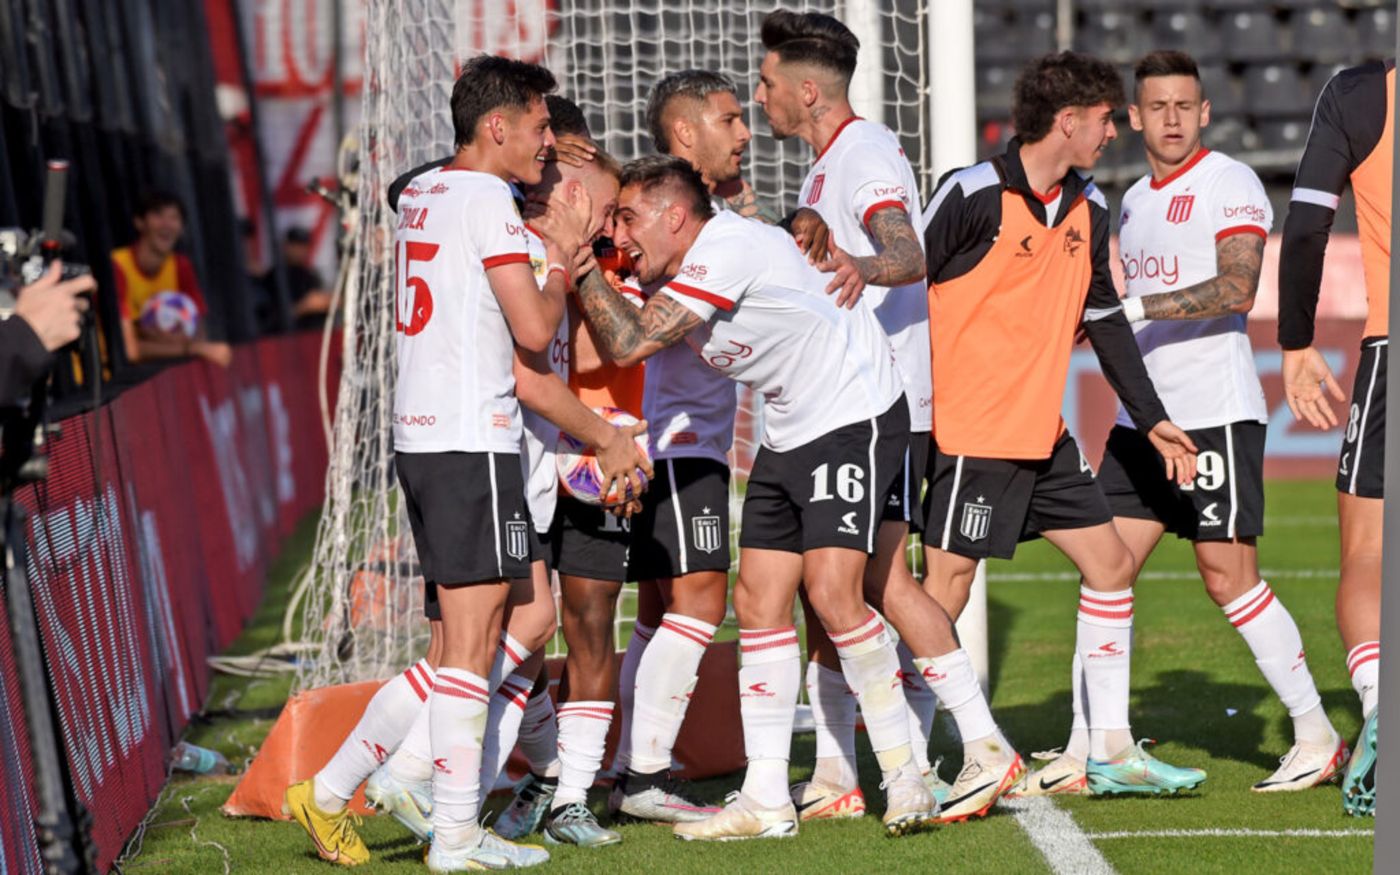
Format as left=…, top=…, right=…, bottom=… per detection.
left=414, top=662, right=436, bottom=689
left=558, top=706, right=614, bottom=720
left=664, top=616, right=716, bottom=640
left=1230, top=591, right=1276, bottom=627
left=1226, top=587, right=1273, bottom=621
left=1349, top=651, right=1380, bottom=676
left=499, top=638, right=526, bottom=665
left=661, top=620, right=714, bottom=648
left=403, top=667, right=429, bottom=701
left=1078, top=605, right=1134, bottom=621
left=741, top=636, right=799, bottom=653
left=1348, top=643, right=1380, bottom=670
left=436, top=674, right=489, bottom=697
left=1080, top=592, right=1134, bottom=607
left=435, top=685, right=489, bottom=704
left=832, top=622, right=885, bottom=648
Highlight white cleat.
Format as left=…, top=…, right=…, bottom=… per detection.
left=936, top=748, right=1025, bottom=823
left=426, top=830, right=550, bottom=871
left=881, top=772, right=938, bottom=837
left=364, top=764, right=433, bottom=843
left=1006, top=749, right=1089, bottom=798
left=673, top=792, right=798, bottom=842
left=790, top=780, right=866, bottom=821
left=1252, top=736, right=1350, bottom=793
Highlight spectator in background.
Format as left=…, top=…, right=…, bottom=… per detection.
left=111, top=191, right=231, bottom=367
left=240, top=218, right=278, bottom=335
left=283, top=226, right=333, bottom=331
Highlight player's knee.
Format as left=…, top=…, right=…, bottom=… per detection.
left=1198, top=566, right=1247, bottom=606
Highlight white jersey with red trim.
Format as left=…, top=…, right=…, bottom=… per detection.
left=798, top=117, right=932, bottom=432
left=1116, top=149, right=1271, bottom=430
left=660, top=211, right=903, bottom=451
left=520, top=226, right=569, bottom=533
left=393, top=167, right=531, bottom=453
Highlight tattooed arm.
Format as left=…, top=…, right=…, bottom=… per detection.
left=1137, top=233, right=1265, bottom=320
left=851, top=206, right=927, bottom=287
left=572, top=268, right=705, bottom=367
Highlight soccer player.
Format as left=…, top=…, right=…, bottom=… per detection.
left=1023, top=50, right=1343, bottom=798
left=1278, top=57, right=1395, bottom=817
left=919, top=51, right=1204, bottom=798
left=756, top=10, right=1012, bottom=821
left=539, top=155, right=936, bottom=840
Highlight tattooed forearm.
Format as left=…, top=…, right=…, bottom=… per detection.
left=573, top=270, right=704, bottom=366
left=724, top=185, right=782, bottom=224
left=852, top=207, right=926, bottom=287
left=1140, top=234, right=1264, bottom=320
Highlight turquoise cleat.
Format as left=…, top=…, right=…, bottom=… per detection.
left=542, top=801, right=622, bottom=848
left=1086, top=739, right=1207, bottom=796
left=1342, top=710, right=1378, bottom=817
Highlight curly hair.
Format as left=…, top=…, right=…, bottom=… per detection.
left=1012, top=52, right=1125, bottom=143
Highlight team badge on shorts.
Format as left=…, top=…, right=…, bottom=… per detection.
left=506, top=519, right=530, bottom=561
left=692, top=512, right=723, bottom=554
left=960, top=498, right=992, bottom=542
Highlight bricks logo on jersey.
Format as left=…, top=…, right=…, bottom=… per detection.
left=806, top=173, right=825, bottom=205
left=1166, top=194, right=1195, bottom=224
left=680, top=262, right=709, bottom=281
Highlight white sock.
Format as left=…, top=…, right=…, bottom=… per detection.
left=915, top=649, right=1001, bottom=752
left=1064, top=650, right=1090, bottom=761
left=387, top=696, right=436, bottom=784
left=831, top=610, right=915, bottom=780
left=488, top=631, right=529, bottom=693
left=738, top=626, right=801, bottom=809
left=630, top=614, right=714, bottom=775
left=1223, top=580, right=1333, bottom=743
left=552, top=701, right=614, bottom=808
left=807, top=661, right=858, bottom=789
left=897, top=641, right=937, bottom=774
left=1077, top=586, right=1134, bottom=760
left=429, top=668, right=490, bottom=847
left=1348, top=641, right=1380, bottom=720
left=613, top=622, right=654, bottom=774
left=479, top=672, right=534, bottom=793
left=315, top=659, right=434, bottom=811
left=519, top=684, right=560, bottom=778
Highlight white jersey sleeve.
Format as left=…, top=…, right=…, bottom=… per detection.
left=1209, top=162, right=1273, bottom=239
left=658, top=238, right=756, bottom=321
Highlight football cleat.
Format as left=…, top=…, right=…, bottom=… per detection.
left=790, top=779, right=867, bottom=821
left=1087, top=739, right=1206, bottom=796
left=364, top=763, right=434, bottom=842
left=493, top=773, right=557, bottom=840
left=936, top=749, right=1025, bottom=823
left=1342, top=710, right=1378, bottom=817
left=1006, top=749, right=1089, bottom=798
left=1252, top=736, right=1349, bottom=793
left=542, top=801, right=622, bottom=848
left=426, top=830, right=550, bottom=871
left=673, top=792, right=798, bottom=842
left=881, top=772, right=939, bottom=837
left=923, top=758, right=954, bottom=805
left=614, top=772, right=722, bottom=823
left=282, top=779, right=370, bottom=867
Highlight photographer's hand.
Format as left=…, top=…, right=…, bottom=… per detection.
left=15, top=261, right=93, bottom=351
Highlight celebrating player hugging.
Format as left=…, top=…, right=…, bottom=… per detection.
left=282, top=11, right=1379, bottom=873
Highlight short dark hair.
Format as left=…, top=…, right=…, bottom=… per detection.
left=1133, top=50, right=1201, bottom=100
left=646, top=70, right=738, bottom=153
left=618, top=156, right=714, bottom=220
left=450, top=55, right=556, bottom=149
left=134, top=189, right=184, bottom=219
left=1012, top=52, right=1125, bottom=143
left=760, top=10, right=859, bottom=83
left=545, top=94, right=591, bottom=138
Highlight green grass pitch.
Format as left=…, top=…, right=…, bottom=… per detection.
left=120, top=480, right=1373, bottom=873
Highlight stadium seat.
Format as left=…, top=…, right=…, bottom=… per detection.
left=1074, top=10, right=1146, bottom=65
left=975, top=65, right=1016, bottom=119
left=1150, top=10, right=1222, bottom=62
left=974, top=7, right=1021, bottom=64
left=1202, top=117, right=1250, bottom=155
left=1293, top=8, right=1356, bottom=65
left=1360, top=8, right=1397, bottom=60
left=1223, top=11, right=1291, bottom=63
left=1255, top=116, right=1313, bottom=152
left=1306, top=62, right=1346, bottom=105
left=1199, top=65, right=1245, bottom=117
left=1242, top=64, right=1309, bottom=117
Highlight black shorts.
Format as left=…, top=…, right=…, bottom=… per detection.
left=550, top=494, right=632, bottom=582
left=881, top=431, right=930, bottom=530
left=1097, top=422, right=1265, bottom=541
left=397, top=451, right=532, bottom=589
left=740, top=399, right=910, bottom=554
left=922, top=432, right=1111, bottom=560
left=630, top=457, right=732, bottom=579
left=1338, top=339, right=1387, bottom=498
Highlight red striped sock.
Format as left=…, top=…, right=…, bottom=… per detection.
left=630, top=614, right=715, bottom=774
left=1076, top=587, right=1133, bottom=759
left=1348, top=641, right=1380, bottom=718
left=553, top=700, right=615, bottom=807
left=316, top=658, right=434, bottom=805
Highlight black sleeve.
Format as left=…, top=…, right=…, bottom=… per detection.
left=922, top=172, right=996, bottom=282
left=386, top=157, right=453, bottom=213
left=1081, top=197, right=1169, bottom=432
left=0, top=317, right=55, bottom=406
left=1278, top=62, right=1387, bottom=349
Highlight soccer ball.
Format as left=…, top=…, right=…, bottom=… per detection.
left=556, top=407, right=651, bottom=506
left=138, top=290, right=200, bottom=339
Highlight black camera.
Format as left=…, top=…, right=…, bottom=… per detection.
left=0, top=228, right=92, bottom=319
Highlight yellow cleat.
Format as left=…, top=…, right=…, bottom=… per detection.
left=283, top=779, right=371, bottom=867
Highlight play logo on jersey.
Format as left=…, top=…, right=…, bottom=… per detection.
left=1166, top=194, right=1195, bottom=224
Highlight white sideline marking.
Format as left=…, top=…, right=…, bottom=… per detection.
left=1085, top=828, right=1373, bottom=840
left=988, top=568, right=1336, bottom=583
left=1265, top=515, right=1339, bottom=527
left=1000, top=797, right=1116, bottom=875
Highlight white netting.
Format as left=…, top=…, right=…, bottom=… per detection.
left=294, top=0, right=934, bottom=691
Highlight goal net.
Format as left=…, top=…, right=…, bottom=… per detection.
left=294, top=0, right=938, bottom=692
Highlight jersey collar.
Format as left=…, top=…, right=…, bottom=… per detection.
left=1149, top=147, right=1210, bottom=190
left=815, top=115, right=862, bottom=162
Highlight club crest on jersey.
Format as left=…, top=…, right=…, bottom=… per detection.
left=692, top=514, right=722, bottom=554
left=1167, top=194, right=1195, bottom=224
left=1063, top=226, right=1085, bottom=256
left=807, top=173, right=825, bottom=205
left=505, top=520, right=529, bottom=561
left=960, top=498, right=992, bottom=542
